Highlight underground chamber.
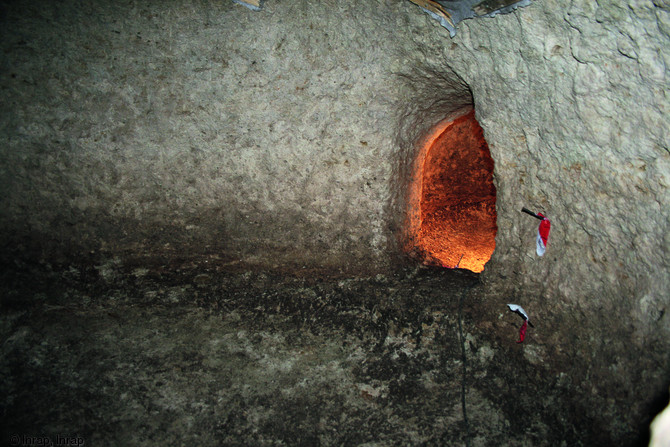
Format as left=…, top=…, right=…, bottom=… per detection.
left=405, top=109, right=497, bottom=273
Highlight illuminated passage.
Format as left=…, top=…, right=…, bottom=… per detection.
left=409, top=110, right=497, bottom=273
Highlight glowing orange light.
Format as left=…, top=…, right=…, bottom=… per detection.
left=406, top=110, right=497, bottom=273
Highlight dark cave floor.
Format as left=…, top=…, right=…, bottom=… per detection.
left=0, top=256, right=635, bottom=446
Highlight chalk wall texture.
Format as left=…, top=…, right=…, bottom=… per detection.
left=1, top=0, right=669, bottom=439
left=444, top=0, right=670, bottom=435
left=1, top=0, right=427, bottom=270
left=451, top=0, right=669, bottom=323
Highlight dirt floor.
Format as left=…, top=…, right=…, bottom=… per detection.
left=0, top=255, right=653, bottom=446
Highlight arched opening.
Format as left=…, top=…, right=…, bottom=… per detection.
left=406, top=110, right=497, bottom=273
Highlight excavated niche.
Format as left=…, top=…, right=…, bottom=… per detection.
left=407, top=110, right=497, bottom=272
left=394, top=66, right=497, bottom=273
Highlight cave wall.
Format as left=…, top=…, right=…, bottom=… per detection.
left=0, top=0, right=432, bottom=272
left=1, top=0, right=669, bottom=440
left=440, top=0, right=670, bottom=437
left=448, top=0, right=669, bottom=327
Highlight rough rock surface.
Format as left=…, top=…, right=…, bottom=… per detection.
left=0, top=0, right=668, bottom=445
left=442, top=0, right=670, bottom=440
left=0, top=259, right=640, bottom=446
left=1, top=0, right=427, bottom=272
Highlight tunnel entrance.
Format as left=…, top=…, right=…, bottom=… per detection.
left=406, top=110, right=497, bottom=273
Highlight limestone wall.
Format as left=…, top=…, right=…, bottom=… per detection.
left=1, top=0, right=668, bottom=440
left=443, top=0, right=670, bottom=437
left=449, top=0, right=668, bottom=326
left=0, top=0, right=425, bottom=271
